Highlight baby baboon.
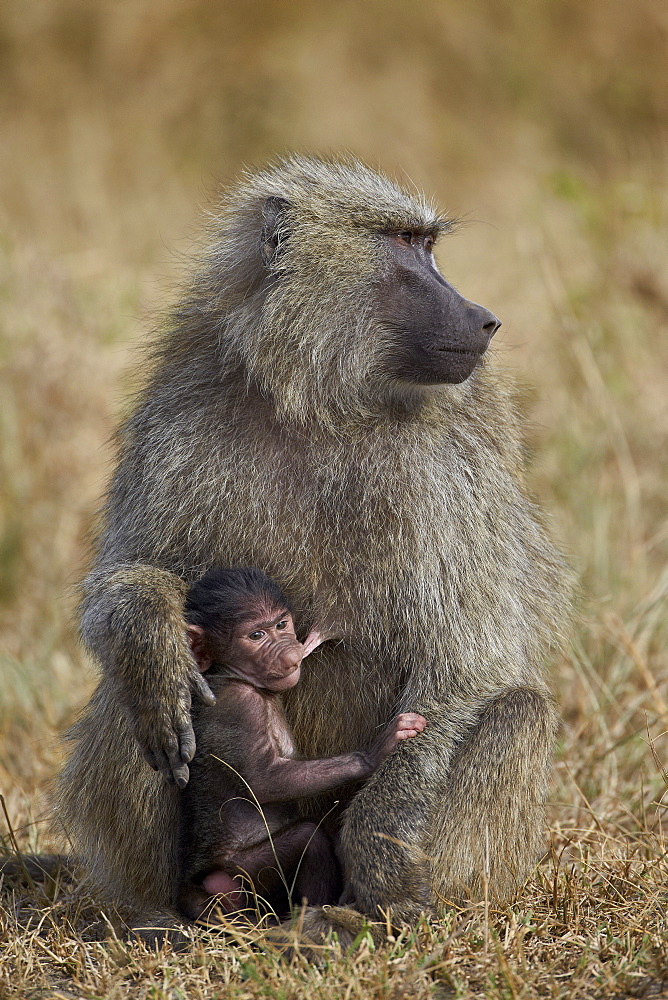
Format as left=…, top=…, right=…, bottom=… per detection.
left=57, top=155, right=569, bottom=936
left=177, top=566, right=426, bottom=922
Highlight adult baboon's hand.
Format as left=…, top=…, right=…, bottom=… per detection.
left=135, top=667, right=216, bottom=787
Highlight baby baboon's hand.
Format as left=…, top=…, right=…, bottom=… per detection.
left=369, top=712, right=427, bottom=768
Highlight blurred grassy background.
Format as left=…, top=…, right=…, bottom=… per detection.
left=0, top=0, right=667, bottom=988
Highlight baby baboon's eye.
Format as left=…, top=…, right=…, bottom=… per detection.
left=276, top=620, right=288, bottom=630
left=249, top=630, right=265, bottom=641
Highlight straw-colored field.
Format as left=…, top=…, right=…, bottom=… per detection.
left=1, top=2, right=667, bottom=996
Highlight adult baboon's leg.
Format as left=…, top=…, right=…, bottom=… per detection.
left=80, top=563, right=215, bottom=785
left=338, top=687, right=557, bottom=922
left=424, top=687, right=558, bottom=906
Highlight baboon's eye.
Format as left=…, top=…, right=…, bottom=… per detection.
left=397, top=231, right=414, bottom=245
left=424, top=236, right=434, bottom=253
left=249, top=630, right=265, bottom=641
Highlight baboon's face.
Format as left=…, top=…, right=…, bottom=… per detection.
left=227, top=608, right=304, bottom=692
left=187, top=606, right=304, bottom=692
left=378, top=231, right=501, bottom=385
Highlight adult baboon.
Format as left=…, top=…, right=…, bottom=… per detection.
left=58, top=155, right=568, bottom=932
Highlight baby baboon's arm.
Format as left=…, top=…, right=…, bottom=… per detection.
left=226, top=685, right=427, bottom=803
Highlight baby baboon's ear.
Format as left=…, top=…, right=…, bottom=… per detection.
left=260, top=196, right=290, bottom=266
left=186, top=624, right=212, bottom=673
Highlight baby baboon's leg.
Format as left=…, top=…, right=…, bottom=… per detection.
left=189, top=821, right=339, bottom=918
left=177, top=880, right=236, bottom=922
left=227, top=821, right=338, bottom=902
left=291, top=825, right=341, bottom=907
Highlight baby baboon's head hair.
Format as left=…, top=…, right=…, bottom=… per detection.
left=185, top=567, right=291, bottom=651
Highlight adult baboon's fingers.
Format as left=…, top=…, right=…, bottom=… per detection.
left=171, top=761, right=190, bottom=788
left=154, top=748, right=176, bottom=784
left=191, top=670, right=216, bottom=706
left=178, top=725, right=196, bottom=764
left=163, top=732, right=190, bottom=787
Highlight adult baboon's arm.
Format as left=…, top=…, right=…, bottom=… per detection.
left=79, top=563, right=215, bottom=786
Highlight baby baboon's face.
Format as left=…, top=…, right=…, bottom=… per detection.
left=227, top=606, right=304, bottom=692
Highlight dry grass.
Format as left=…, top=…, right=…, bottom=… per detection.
left=1, top=1, right=667, bottom=996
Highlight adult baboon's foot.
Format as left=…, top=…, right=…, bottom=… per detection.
left=126, top=912, right=193, bottom=952
left=301, top=905, right=385, bottom=948
left=341, top=879, right=432, bottom=927
left=0, top=853, right=74, bottom=885
left=265, top=906, right=386, bottom=962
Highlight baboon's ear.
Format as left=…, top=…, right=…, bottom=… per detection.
left=260, top=196, right=290, bottom=266
left=186, top=624, right=212, bottom=673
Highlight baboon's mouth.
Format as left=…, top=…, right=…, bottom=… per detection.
left=433, top=347, right=483, bottom=357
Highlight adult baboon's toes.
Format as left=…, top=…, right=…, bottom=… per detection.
left=265, top=906, right=385, bottom=963
left=127, top=912, right=193, bottom=952
left=0, top=853, right=74, bottom=885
